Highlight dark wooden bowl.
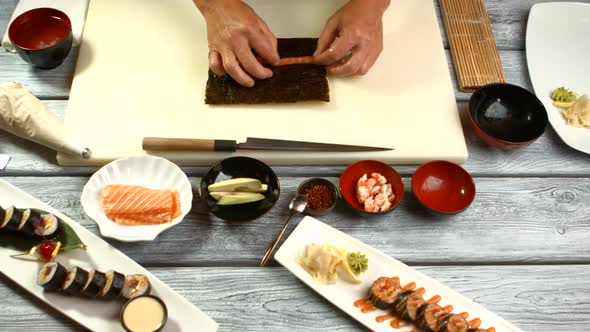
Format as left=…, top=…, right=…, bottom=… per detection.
left=468, top=83, right=548, bottom=149
left=200, top=156, right=280, bottom=222
left=339, top=160, right=404, bottom=215
left=8, top=8, right=72, bottom=69
left=412, top=160, right=475, bottom=214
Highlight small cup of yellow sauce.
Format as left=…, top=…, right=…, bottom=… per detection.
left=121, top=295, right=168, bottom=332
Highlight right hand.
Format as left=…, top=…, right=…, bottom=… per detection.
left=196, top=0, right=280, bottom=87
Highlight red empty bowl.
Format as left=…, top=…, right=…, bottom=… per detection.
left=340, top=160, right=404, bottom=215
left=412, top=161, right=475, bottom=214
left=8, top=8, right=73, bottom=69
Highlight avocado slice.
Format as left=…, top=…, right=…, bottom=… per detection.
left=209, top=191, right=264, bottom=200
left=208, top=178, right=262, bottom=192
left=216, top=193, right=265, bottom=205
left=243, top=184, right=268, bottom=193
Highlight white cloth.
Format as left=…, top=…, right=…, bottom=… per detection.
left=0, top=82, right=91, bottom=159
left=2, top=0, right=90, bottom=52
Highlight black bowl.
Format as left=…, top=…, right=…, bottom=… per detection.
left=8, top=8, right=73, bottom=69
left=469, top=83, right=548, bottom=149
left=200, top=156, right=280, bottom=222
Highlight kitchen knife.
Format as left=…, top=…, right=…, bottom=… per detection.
left=142, top=137, right=392, bottom=152
left=0, top=154, right=11, bottom=170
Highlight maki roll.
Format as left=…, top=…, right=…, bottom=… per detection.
left=437, top=313, right=470, bottom=332
left=416, top=303, right=448, bottom=332
left=368, top=277, right=403, bottom=310
left=16, top=208, right=41, bottom=236
left=81, top=270, right=107, bottom=297
left=99, top=270, right=125, bottom=300
left=0, top=206, right=23, bottom=232
left=33, top=213, right=61, bottom=239
left=395, top=290, right=425, bottom=322
left=62, top=267, right=89, bottom=295
left=38, top=262, right=67, bottom=292
left=122, top=274, right=151, bottom=300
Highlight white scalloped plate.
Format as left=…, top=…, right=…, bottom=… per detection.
left=81, top=156, right=192, bottom=241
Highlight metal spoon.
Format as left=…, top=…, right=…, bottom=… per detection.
left=260, top=194, right=308, bottom=267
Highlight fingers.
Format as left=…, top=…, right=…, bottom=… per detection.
left=314, top=18, right=338, bottom=57
left=256, top=21, right=280, bottom=65
left=209, top=51, right=226, bottom=76
left=314, top=35, right=356, bottom=66
left=327, top=45, right=368, bottom=76
left=234, top=39, right=273, bottom=80
left=220, top=50, right=255, bottom=87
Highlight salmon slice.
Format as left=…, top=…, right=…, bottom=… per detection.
left=100, top=184, right=182, bottom=225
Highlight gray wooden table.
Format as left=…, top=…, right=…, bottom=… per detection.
left=1, top=0, right=589, bottom=331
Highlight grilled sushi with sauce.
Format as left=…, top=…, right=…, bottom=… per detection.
left=0, top=206, right=61, bottom=238
left=368, top=277, right=403, bottom=309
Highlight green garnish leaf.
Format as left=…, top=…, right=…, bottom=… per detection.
left=0, top=209, right=86, bottom=252
left=347, top=251, right=369, bottom=275
left=551, top=87, right=577, bottom=103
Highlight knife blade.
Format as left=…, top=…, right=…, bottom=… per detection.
left=0, top=154, right=11, bottom=170
left=142, top=137, right=392, bottom=152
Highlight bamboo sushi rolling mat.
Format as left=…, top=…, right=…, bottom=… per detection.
left=439, top=0, right=506, bottom=92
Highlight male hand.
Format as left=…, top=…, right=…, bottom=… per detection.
left=196, top=0, right=280, bottom=87
left=314, top=0, right=390, bottom=76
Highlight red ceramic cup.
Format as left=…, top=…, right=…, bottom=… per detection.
left=412, top=160, right=475, bottom=214
left=8, top=8, right=73, bottom=69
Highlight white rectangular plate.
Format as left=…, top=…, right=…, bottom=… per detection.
left=0, top=179, right=218, bottom=331
left=526, top=2, right=590, bottom=154
left=275, top=216, right=522, bottom=332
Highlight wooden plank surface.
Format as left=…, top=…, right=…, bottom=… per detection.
left=1, top=176, right=588, bottom=265
left=1, top=265, right=589, bottom=331
left=2, top=101, right=589, bottom=177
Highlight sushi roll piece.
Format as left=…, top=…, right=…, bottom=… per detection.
left=416, top=303, right=447, bottom=332
left=16, top=209, right=41, bottom=236
left=0, top=206, right=23, bottom=232
left=437, top=314, right=470, bottom=332
left=33, top=213, right=61, bottom=239
left=367, top=277, right=403, bottom=310
left=122, top=274, right=152, bottom=300
left=99, top=270, right=125, bottom=300
left=38, top=262, right=67, bottom=292
left=81, top=269, right=107, bottom=298
left=395, top=290, right=425, bottom=322
left=62, top=266, right=89, bottom=295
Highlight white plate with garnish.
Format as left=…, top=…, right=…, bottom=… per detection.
left=0, top=179, right=218, bottom=331
left=81, top=156, right=192, bottom=242
left=275, top=216, right=522, bottom=332
left=526, top=2, right=590, bottom=154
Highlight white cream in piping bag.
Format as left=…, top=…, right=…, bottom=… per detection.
left=0, top=82, right=91, bottom=159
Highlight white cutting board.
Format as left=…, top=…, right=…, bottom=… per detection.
left=58, top=0, right=467, bottom=166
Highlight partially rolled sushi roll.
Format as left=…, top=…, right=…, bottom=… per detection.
left=99, top=270, right=125, bottom=300
left=0, top=206, right=23, bottom=232
left=62, top=266, right=90, bottom=295
left=33, top=213, right=61, bottom=239
left=16, top=209, right=41, bottom=236
left=122, top=274, right=151, bottom=300
left=81, top=269, right=107, bottom=298
left=38, top=262, right=67, bottom=292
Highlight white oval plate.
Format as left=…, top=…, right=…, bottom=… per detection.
left=81, top=156, right=192, bottom=241
left=526, top=2, right=590, bottom=154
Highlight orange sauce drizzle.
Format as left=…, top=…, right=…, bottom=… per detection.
left=354, top=297, right=368, bottom=308
left=415, top=287, right=425, bottom=295
left=426, top=295, right=441, bottom=303
left=459, top=312, right=469, bottom=318
left=469, top=318, right=482, bottom=329
left=390, top=318, right=410, bottom=329
left=443, top=305, right=453, bottom=312
left=402, top=282, right=416, bottom=290
left=392, top=276, right=401, bottom=282
left=376, top=311, right=396, bottom=323
left=487, top=328, right=496, bottom=332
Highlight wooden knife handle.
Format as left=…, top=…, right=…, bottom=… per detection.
left=142, top=137, right=236, bottom=152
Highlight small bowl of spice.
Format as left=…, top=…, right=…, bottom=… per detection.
left=297, top=178, right=339, bottom=216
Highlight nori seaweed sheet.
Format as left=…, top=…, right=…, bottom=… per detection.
left=205, top=38, right=329, bottom=104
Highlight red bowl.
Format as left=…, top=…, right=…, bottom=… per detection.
left=412, top=161, right=475, bottom=214
left=468, top=83, right=548, bottom=149
left=8, top=8, right=72, bottom=69
left=340, top=160, right=404, bottom=215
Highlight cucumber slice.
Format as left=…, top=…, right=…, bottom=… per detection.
left=216, top=193, right=265, bottom=205
left=208, top=178, right=262, bottom=192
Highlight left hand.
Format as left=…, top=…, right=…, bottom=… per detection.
left=313, top=0, right=390, bottom=76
